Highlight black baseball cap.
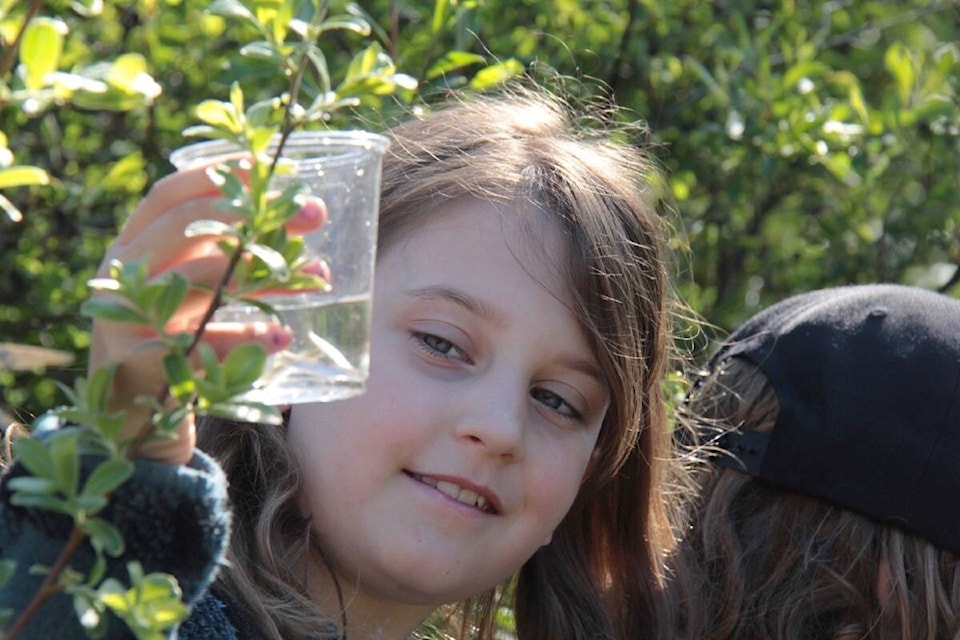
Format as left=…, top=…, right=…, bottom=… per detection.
left=705, top=284, right=960, bottom=555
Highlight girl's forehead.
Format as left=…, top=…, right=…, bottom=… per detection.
left=377, top=198, right=582, bottom=319
left=384, top=196, right=573, bottom=282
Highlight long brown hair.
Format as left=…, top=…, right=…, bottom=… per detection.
left=666, top=357, right=960, bottom=640
left=199, top=84, right=680, bottom=640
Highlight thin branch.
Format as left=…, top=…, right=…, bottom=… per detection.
left=0, top=0, right=45, bottom=78
left=6, top=525, right=85, bottom=639
left=769, top=0, right=960, bottom=66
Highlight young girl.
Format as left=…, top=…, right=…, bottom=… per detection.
left=0, top=87, right=680, bottom=639
left=665, top=284, right=960, bottom=640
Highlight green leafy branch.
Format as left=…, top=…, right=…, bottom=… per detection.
left=1, top=1, right=415, bottom=638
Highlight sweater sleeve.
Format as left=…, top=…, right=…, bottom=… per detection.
left=0, top=433, right=232, bottom=639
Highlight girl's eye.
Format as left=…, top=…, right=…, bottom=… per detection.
left=413, top=332, right=470, bottom=363
left=530, top=387, right=583, bottom=422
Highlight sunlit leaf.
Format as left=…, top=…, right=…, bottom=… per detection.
left=432, top=0, right=450, bottom=33
left=163, top=353, right=196, bottom=403
left=208, top=0, right=256, bottom=23
left=427, top=51, right=486, bottom=80
left=0, top=193, right=22, bottom=223
left=246, top=242, right=290, bottom=280
left=107, top=54, right=161, bottom=101
left=468, top=59, right=524, bottom=91
left=0, top=166, right=51, bottom=189
left=21, top=18, right=67, bottom=89
left=194, top=99, right=240, bottom=133
left=885, top=42, right=914, bottom=104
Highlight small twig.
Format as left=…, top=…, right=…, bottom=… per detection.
left=127, top=243, right=248, bottom=456
left=270, top=8, right=324, bottom=175
left=0, top=0, right=45, bottom=79
left=5, top=525, right=86, bottom=639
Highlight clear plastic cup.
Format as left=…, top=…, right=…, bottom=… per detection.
left=169, top=130, right=389, bottom=405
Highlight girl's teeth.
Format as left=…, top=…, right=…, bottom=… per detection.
left=419, top=475, right=491, bottom=511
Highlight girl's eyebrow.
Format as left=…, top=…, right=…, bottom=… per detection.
left=401, top=285, right=506, bottom=327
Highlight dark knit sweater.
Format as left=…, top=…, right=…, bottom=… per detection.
left=0, top=426, right=261, bottom=639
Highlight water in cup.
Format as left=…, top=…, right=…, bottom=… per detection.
left=170, top=131, right=389, bottom=406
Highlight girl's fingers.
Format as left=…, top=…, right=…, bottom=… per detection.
left=118, top=165, right=229, bottom=241
left=286, top=197, right=327, bottom=234
left=200, top=321, right=292, bottom=357
left=104, top=192, right=327, bottom=279
left=120, top=163, right=324, bottom=245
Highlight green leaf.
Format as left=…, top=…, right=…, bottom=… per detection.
left=107, top=54, right=161, bottom=101
left=345, top=42, right=381, bottom=79
left=885, top=42, right=915, bottom=104
left=87, top=365, right=118, bottom=414
left=0, top=166, right=51, bottom=189
left=81, top=298, right=150, bottom=325
left=229, top=82, right=245, bottom=124
left=6, top=476, right=59, bottom=495
left=152, top=274, right=188, bottom=326
left=238, top=42, right=284, bottom=62
left=9, top=493, right=72, bottom=514
left=82, top=459, right=134, bottom=498
left=204, top=401, right=282, bottom=424
left=21, top=18, right=67, bottom=89
left=50, top=432, right=81, bottom=497
left=246, top=242, right=290, bottom=280
left=194, top=99, right=241, bottom=134
left=222, top=342, right=267, bottom=391
left=0, top=193, right=23, bottom=223
left=83, top=517, right=125, bottom=557
left=245, top=98, right=280, bottom=128
left=74, top=494, right=108, bottom=512
left=468, top=59, right=525, bottom=91
left=426, top=51, right=486, bottom=80
left=73, top=593, right=106, bottom=635
left=12, top=437, right=57, bottom=480
left=198, top=343, right=223, bottom=390
left=72, top=0, right=105, bottom=18
left=432, top=0, right=450, bottom=33
left=163, top=353, right=196, bottom=403
left=208, top=0, right=256, bottom=23
left=250, top=128, right=275, bottom=155
left=99, top=566, right=189, bottom=636
left=0, top=559, right=16, bottom=586
left=319, top=16, right=371, bottom=36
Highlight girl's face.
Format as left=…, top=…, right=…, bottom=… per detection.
left=287, top=197, right=609, bottom=625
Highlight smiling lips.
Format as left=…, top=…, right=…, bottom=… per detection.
left=407, top=472, right=499, bottom=514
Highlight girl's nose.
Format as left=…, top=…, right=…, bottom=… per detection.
left=453, top=379, right=526, bottom=461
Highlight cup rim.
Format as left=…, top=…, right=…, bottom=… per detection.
left=169, top=129, right=390, bottom=170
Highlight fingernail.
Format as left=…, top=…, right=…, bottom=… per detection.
left=293, top=200, right=324, bottom=225
left=270, top=326, right=292, bottom=348
left=302, top=259, right=331, bottom=282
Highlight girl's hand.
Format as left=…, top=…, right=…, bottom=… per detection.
left=89, top=164, right=327, bottom=466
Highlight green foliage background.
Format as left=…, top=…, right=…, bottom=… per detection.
left=2, top=0, right=959, bottom=421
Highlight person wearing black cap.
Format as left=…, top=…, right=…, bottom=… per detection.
left=661, top=284, right=960, bottom=640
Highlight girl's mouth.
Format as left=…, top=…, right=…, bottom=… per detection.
left=405, top=471, right=499, bottom=514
